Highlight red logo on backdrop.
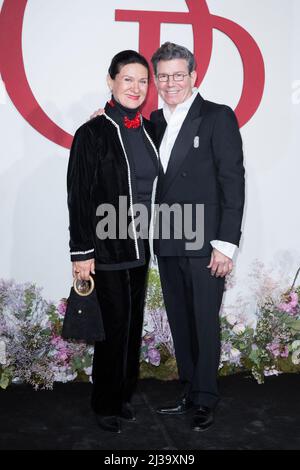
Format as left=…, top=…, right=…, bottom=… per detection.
left=0, top=0, right=265, bottom=149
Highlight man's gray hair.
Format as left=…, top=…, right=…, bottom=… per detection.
left=151, top=42, right=196, bottom=75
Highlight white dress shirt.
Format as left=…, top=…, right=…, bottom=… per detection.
left=159, top=88, right=237, bottom=260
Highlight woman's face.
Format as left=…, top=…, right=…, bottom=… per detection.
left=107, top=63, right=149, bottom=109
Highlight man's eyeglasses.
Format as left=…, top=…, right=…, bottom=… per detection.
left=157, top=73, right=190, bottom=82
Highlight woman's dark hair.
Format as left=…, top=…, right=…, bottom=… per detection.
left=108, top=50, right=150, bottom=79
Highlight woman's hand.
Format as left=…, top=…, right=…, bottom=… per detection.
left=72, top=259, right=95, bottom=281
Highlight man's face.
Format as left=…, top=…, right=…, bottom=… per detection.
left=155, top=59, right=197, bottom=111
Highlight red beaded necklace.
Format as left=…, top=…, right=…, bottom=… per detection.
left=123, top=112, right=141, bottom=129
left=108, top=99, right=141, bottom=129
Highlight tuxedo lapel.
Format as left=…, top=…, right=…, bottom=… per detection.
left=161, top=94, right=204, bottom=199
left=155, top=111, right=167, bottom=148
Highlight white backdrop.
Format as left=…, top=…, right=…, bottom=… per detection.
left=0, top=0, right=299, bottom=308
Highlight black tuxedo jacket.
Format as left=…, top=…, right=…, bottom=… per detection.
left=150, top=94, right=245, bottom=257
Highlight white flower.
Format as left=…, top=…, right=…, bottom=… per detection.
left=232, top=323, right=246, bottom=335
left=244, top=314, right=257, bottom=329
left=83, top=366, right=92, bottom=376
left=291, top=340, right=300, bottom=351
left=54, top=371, right=77, bottom=383
left=291, top=349, right=300, bottom=365
left=226, top=314, right=237, bottom=326
left=220, top=351, right=229, bottom=363
left=264, top=367, right=281, bottom=376
left=230, top=348, right=241, bottom=359
left=51, top=365, right=77, bottom=383
left=0, top=340, right=6, bottom=365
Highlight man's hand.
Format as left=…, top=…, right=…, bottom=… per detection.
left=72, top=259, right=95, bottom=281
left=90, top=108, right=104, bottom=120
left=207, top=248, right=233, bottom=277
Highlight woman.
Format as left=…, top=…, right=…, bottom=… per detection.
left=67, top=51, right=159, bottom=433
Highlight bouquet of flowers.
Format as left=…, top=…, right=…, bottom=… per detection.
left=140, top=269, right=177, bottom=380
left=249, top=267, right=300, bottom=383
left=219, top=265, right=300, bottom=383
left=1, top=263, right=300, bottom=389
left=0, top=280, right=93, bottom=389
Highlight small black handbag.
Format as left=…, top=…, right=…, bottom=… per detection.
left=62, top=276, right=105, bottom=342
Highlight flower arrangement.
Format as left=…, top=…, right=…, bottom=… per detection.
left=140, top=269, right=177, bottom=380
left=0, top=263, right=299, bottom=389
left=0, top=280, right=93, bottom=389
left=219, top=264, right=300, bottom=383
left=248, top=267, right=300, bottom=383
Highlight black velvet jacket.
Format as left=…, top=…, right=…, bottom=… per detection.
left=67, top=103, right=159, bottom=269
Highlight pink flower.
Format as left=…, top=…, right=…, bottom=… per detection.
left=267, top=342, right=280, bottom=357
left=278, top=303, right=292, bottom=313
left=51, top=335, right=61, bottom=346
left=278, top=292, right=298, bottom=315
left=50, top=335, right=70, bottom=363
left=289, top=292, right=299, bottom=307
left=57, top=350, right=68, bottom=361
left=267, top=342, right=289, bottom=359
left=280, top=346, right=289, bottom=358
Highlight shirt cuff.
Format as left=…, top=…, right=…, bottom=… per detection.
left=70, top=248, right=95, bottom=262
left=210, top=240, right=237, bottom=259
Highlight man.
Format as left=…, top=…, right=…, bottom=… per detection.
left=150, top=42, right=245, bottom=432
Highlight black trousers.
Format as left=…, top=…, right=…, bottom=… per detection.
left=91, top=244, right=150, bottom=416
left=158, top=256, right=225, bottom=408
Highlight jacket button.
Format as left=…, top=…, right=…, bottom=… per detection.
left=181, top=172, right=187, bottom=177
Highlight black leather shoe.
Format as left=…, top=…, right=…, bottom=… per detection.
left=157, top=396, right=194, bottom=415
left=191, top=406, right=214, bottom=432
left=95, top=414, right=121, bottom=433
left=121, top=402, right=136, bottom=421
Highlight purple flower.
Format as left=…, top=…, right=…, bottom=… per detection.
left=145, top=308, right=174, bottom=356
left=222, top=342, right=233, bottom=354
left=57, top=300, right=67, bottom=317
left=142, top=332, right=156, bottom=347
left=148, top=348, right=161, bottom=366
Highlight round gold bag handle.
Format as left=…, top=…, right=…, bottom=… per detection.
left=73, top=275, right=95, bottom=296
